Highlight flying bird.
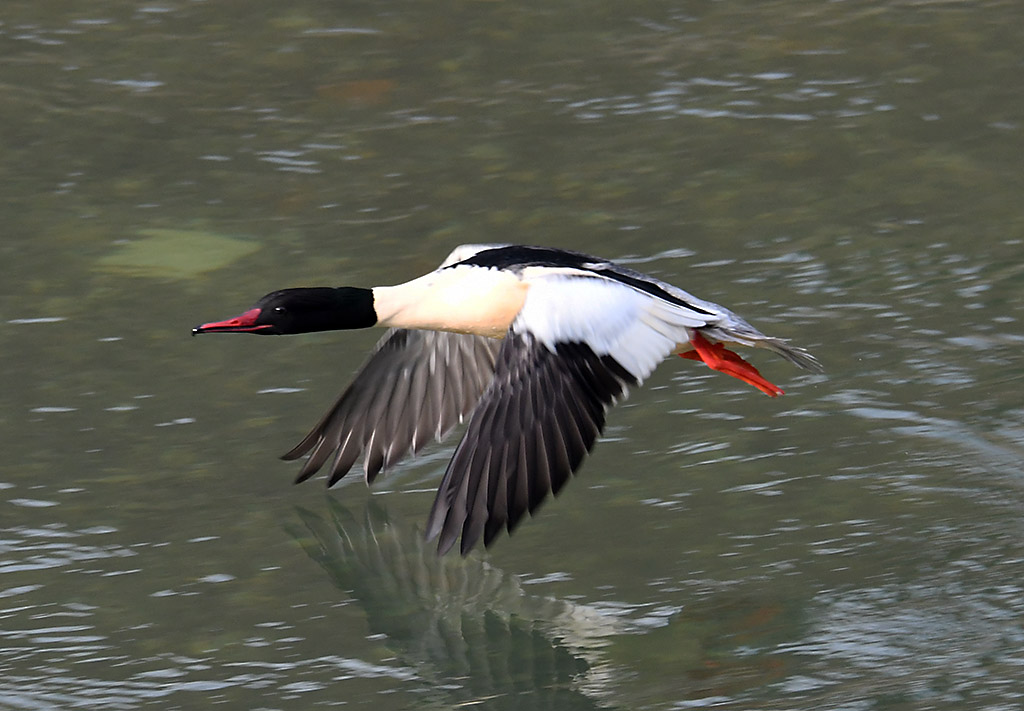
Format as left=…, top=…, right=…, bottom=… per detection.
left=194, top=244, right=821, bottom=554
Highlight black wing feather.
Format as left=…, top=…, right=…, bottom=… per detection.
left=426, top=332, right=637, bottom=555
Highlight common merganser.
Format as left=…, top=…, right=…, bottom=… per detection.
left=194, top=244, right=822, bottom=554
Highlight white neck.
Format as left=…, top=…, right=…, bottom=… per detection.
left=372, top=266, right=528, bottom=339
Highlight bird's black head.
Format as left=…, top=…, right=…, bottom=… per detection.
left=192, top=287, right=376, bottom=336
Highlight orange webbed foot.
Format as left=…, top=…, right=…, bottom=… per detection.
left=679, top=330, right=784, bottom=397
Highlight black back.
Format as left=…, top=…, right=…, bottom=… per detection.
left=454, top=245, right=713, bottom=316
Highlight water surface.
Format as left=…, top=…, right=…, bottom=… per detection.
left=3, top=1, right=1024, bottom=708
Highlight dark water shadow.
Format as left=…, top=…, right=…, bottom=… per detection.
left=288, top=498, right=627, bottom=710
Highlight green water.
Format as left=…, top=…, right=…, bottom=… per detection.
left=3, top=1, right=1024, bottom=708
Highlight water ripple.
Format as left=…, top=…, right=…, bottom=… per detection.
left=553, top=73, right=892, bottom=123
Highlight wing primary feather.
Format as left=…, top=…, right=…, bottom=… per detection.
left=470, top=383, right=516, bottom=549
left=507, top=440, right=531, bottom=537
left=543, top=400, right=573, bottom=501
left=284, top=329, right=501, bottom=488
left=526, top=419, right=552, bottom=515
left=436, top=443, right=479, bottom=555
left=483, top=378, right=523, bottom=546
left=296, top=435, right=341, bottom=483
left=483, top=437, right=513, bottom=547
left=428, top=344, right=451, bottom=439
left=455, top=388, right=502, bottom=551
left=327, top=433, right=362, bottom=487
left=425, top=330, right=636, bottom=554
left=382, top=368, right=414, bottom=464
left=460, top=447, right=493, bottom=556
left=554, top=393, right=587, bottom=482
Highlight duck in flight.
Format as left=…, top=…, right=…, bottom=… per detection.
left=194, top=244, right=822, bottom=555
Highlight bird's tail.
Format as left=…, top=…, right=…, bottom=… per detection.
left=700, top=322, right=824, bottom=373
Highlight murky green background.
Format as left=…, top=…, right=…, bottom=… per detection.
left=3, top=1, right=1024, bottom=708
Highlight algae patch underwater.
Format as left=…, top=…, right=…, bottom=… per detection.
left=98, top=228, right=260, bottom=279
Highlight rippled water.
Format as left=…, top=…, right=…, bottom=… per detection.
left=3, top=1, right=1024, bottom=708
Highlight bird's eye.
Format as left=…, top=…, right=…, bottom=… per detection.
left=274, top=306, right=287, bottom=314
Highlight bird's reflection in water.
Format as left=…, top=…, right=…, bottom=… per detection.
left=289, top=498, right=628, bottom=710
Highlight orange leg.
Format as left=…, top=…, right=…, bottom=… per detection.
left=679, top=330, right=784, bottom=397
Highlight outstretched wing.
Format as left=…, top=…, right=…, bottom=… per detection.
left=283, top=244, right=510, bottom=486
left=425, top=331, right=637, bottom=556
left=424, top=272, right=704, bottom=555
left=284, top=328, right=502, bottom=486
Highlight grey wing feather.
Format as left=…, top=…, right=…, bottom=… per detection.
left=283, top=329, right=503, bottom=486
left=424, top=332, right=638, bottom=556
